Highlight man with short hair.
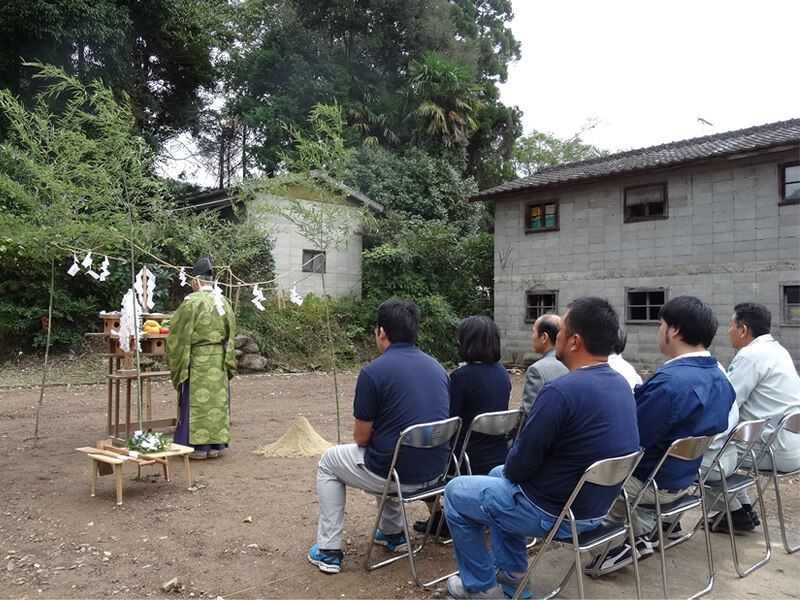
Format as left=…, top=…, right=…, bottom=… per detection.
left=703, top=302, right=800, bottom=533
left=308, top=298, right=450, bottom=574
left=588, top=296, right=735, bottom=576
left=519, top=314, right=568, bottom=418
left=443, top=297, right=639, bottom=599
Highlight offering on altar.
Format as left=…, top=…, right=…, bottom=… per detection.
left=126, top=430, right=173, bottom=454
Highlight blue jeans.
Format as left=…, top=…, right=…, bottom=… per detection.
left=444, top=465, right=603, bottom=592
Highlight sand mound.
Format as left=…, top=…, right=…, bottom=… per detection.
left=254, top=416, right=333, bottom=458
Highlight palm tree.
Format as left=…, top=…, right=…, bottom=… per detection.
left=404, top=51, right=485, bottom=147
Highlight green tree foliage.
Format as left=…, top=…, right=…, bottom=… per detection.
left=466, top=90, right=522, bottom=189
left=222, top=0, right=520, bottom=177
left=0, top=65, right=273, bottom=353
left=0, top=0, right=230, bottom=139
left=238, top=293, right=372, bottom=370
left=448, top=0, right=520, bottom=83
left=344, top=145, right=489, bottom=238
left=361, top=217, right=493, bottom=362
left=404, top=52, right=484, bottom=147
left=258, top=103, right=368, bottom=260
left=512, top=129, right=607, bottom=177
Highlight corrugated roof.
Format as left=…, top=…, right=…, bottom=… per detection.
left=473, top=118, right=800, bottom=200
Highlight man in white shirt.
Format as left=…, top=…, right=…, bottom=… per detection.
left=704, top=302, right=800, bottom=534
left=607, top=327, right=642, bottom=391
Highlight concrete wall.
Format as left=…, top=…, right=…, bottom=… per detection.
left=253, top=195, right=365, bottom=299
left=494, top=153, right=800, bottom=371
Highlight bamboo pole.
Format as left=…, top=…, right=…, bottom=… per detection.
left=33, top=259, right=55, bottom=448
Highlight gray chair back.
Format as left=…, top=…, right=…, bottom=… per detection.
left=399, top=416, right=461, bottom=450
left=458, top=408, right=524, bottom=475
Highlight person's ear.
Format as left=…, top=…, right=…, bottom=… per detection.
left=569, top=332, right=582, bottom=352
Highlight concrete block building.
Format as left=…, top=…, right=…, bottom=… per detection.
left=182, top=172, right=382, bottom=300
left=473, top=119, right=800, bottom=370
left=252, top=172, right=383, bottom=299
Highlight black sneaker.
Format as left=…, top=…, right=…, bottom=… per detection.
left=649, top=520, right=683, bottom=546
left=413, top=511, right=450, bottom=535
left=707, top=509, right=755, bottom=534
left=583, top=535, right=654, bottom=577
left=741, top=503, right=761, bottom=527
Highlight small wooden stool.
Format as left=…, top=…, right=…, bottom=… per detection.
left=78, top=443, right=194, bottom=505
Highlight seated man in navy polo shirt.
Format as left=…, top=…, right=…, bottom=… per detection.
left=588, top=295, right=734, bottom=575
left=308, top=298, right=451, bottom=574
left=443, top=297, right=639, bottom=599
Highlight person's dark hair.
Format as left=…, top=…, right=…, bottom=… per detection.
left=376, top=298, right=420, bottom=344
left=658, top=295, right=718, bottom=348
left=613, top=327, right=628, bottom=355
left=733, top=302, right=771, bottom=337
left=564, top=297, right=619, bottom=356
left=535, top=314, right=560, bottom=345
left=457, top=315, right=502, bottom=363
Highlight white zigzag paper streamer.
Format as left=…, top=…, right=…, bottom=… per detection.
left=98, top=256, right=110, bottom=282
left=290, top=285, right=303, bottom=306
left=212, top=283, right=226, bottom=316
left=67, top=254, right=80, bottom=277
left=178, top=267, right=189, bottom=287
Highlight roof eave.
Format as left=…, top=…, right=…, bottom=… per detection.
left=471, top=142, right=800, bottom=202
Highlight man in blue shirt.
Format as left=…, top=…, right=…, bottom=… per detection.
left=443, top=297, right=639, bottom=600
left=588, top=295, right=735, bottom=576
left=308, top=298, right=450, bottom=574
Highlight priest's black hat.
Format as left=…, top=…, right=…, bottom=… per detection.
left=191, top=257, right=213, bottom=278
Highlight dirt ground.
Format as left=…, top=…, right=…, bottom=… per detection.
left=1, top=369, right=798, bottom=600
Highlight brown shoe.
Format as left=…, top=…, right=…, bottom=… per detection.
left=189, top=450, right=208, bottom=460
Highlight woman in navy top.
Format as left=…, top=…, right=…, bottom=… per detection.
left=414, top=315, right=512, bottom=534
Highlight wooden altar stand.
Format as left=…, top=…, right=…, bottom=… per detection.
left=87, top=311, right=175, bottom=444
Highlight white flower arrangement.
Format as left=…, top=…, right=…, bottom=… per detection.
left=125, top=430, right=173, bottom=453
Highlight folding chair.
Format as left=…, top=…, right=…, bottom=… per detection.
left=413, top=406, right=528, bottom=567
left=364, top=416, right=461, bottom=588
left=749, top=409, right=800, bottom=554
left=628, top=435, right=716, bottom=599
left=703, top=418, right=771, bottom=577
left=458, top=407, right=525, bottom=476
left=512, top=449, right=645, bottom=600
left=454, top=407, right=538, bottom=547
left=424, top=408, right=526, bottom=543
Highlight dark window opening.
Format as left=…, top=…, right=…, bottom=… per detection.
left=624, top=183, right=668, bottom=222
left=525, top=291, right=557, bottom=323
left=302, top=249, right=326, bottom=273
left=783, top=285, right=800, bottom=324
left=627, top=288, right=665, bottom=322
